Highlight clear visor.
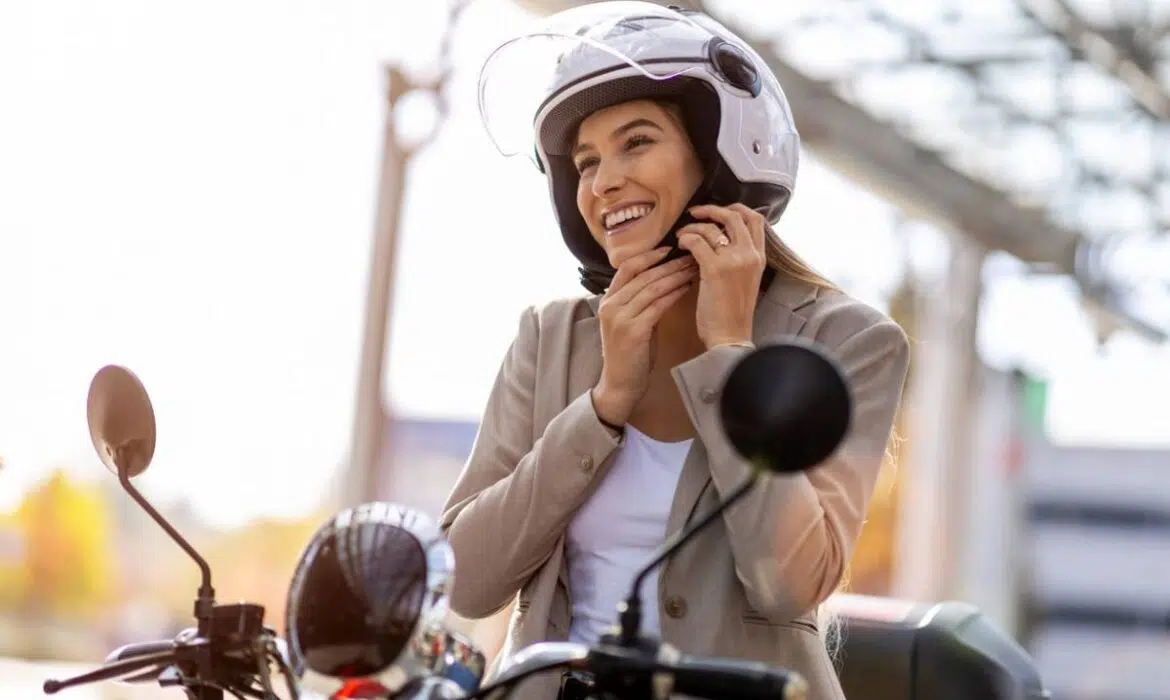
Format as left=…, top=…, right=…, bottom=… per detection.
left=477, top=2, right=717, bottom=164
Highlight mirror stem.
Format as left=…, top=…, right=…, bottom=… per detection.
left=119, top=469, right=216, bottom=633
left=618, top=471, right=759, bottom=646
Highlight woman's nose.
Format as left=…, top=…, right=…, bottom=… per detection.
left=591, top=159, right=627, bottom=197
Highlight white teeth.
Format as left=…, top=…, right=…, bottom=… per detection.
left=604, top=204, right=652, bottom=230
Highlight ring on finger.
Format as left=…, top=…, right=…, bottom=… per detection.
left=716, top=234, right=731, bottom=248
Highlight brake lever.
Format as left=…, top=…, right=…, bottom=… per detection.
left=105, top=638, right=177, bottom=663
left=44, top=650, right=179, bottom=694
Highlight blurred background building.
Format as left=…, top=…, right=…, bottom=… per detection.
left=1, top=0, right=1168, bottom=698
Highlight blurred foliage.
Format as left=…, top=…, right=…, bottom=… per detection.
left=0, top=464, right=333, bottom=661
left=847, top=275, right=917, bottom=596
left=4, top=469, right=117, bottom=621
left=0, top=512, right=24, bottom=607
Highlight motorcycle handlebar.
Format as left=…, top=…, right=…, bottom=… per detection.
left=44, top=630, right=301, bottom=698
left=66, top=635, right=804, bottom=700
left=474, top=641, right=807, bottom=700
left=670, top=655, right=806, bottom=700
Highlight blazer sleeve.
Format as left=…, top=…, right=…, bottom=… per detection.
left=670, top=303, right=910, bottom=622
left=439, top=305, right=623, bottom=619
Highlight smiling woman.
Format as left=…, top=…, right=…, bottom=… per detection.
left=441, top=3, right=911, bottom=700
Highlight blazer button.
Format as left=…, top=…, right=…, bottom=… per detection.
left=699, top=387, right=718, bottom=404
left=578, top=455, right=594, bottom=472
left=664, top=595, right=687, bottom=619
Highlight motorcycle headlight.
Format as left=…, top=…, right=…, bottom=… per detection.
left=284, top=502, right=474, bottom=693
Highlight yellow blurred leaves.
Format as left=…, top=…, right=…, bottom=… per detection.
left=2, top=469, right=116, bottom=620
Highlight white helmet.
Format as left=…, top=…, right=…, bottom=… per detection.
left=478, top=1, right=800, bottom=292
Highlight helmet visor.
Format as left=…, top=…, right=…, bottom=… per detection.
left=477, top=2, right=718, bottom=164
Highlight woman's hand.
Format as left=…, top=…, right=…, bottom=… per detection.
left=677, top=203, right=767, bottom=348
left=592, top=247, right=698, bottom=425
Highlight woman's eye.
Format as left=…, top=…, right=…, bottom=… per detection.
left=625, top=134, right=654, bottom=150
left=574, top=136, right=652, bottom=174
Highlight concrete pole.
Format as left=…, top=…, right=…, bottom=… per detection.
left=344, top=67, right=414, bottom=509
left=341, top=1, right=472, bottom=510
left=891, top=233, right=986, bottom=603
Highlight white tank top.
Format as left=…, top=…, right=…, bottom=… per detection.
left=566, top=425, right=693, bottom=645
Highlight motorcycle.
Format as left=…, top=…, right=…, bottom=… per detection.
left=42, top=340, right=1050, bottom=700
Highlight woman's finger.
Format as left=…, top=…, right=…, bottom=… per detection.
left=678, top=222, right=727, bottom=252
left=678, top=230, right=718, bottom=269
left=637, top=284, right=692, bottom=326
left=615, top=262, right=696, bottom=318
left=608, top=245, right=672, bottom=294
left=689, top=204, right=751, bottom=247
left=727, top=203, right=767, bottom=252
left=608, top=254, right=695, bottom=306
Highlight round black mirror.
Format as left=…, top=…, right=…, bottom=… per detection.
left=86, top=365, right=157, bottom=479
left=719, top=341, right=852, bottom=474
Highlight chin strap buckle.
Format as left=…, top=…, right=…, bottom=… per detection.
left=578, top=266, right=614, bottom=295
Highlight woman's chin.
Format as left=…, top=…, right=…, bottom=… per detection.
left=605, top=234, right=667, bottom=269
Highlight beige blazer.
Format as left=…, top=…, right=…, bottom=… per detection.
left=439, top=275, right=910, bottom=700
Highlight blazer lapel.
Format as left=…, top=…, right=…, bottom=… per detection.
left=565, top=295, right=603, bottom=398
left=666, top=440, right=712, bottom=536
left=568, top=316, right=603, bottom=400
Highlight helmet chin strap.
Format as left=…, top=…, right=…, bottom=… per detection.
left=657, top=174, right=719, bottom=266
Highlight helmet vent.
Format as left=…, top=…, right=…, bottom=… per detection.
left=708, top=39, right=761, bottom=97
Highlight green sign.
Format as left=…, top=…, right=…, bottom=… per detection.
left=1019, top=374, right=1048, bottom=434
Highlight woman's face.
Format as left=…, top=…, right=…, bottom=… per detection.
left=573, top=99, right=704, bottom=269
